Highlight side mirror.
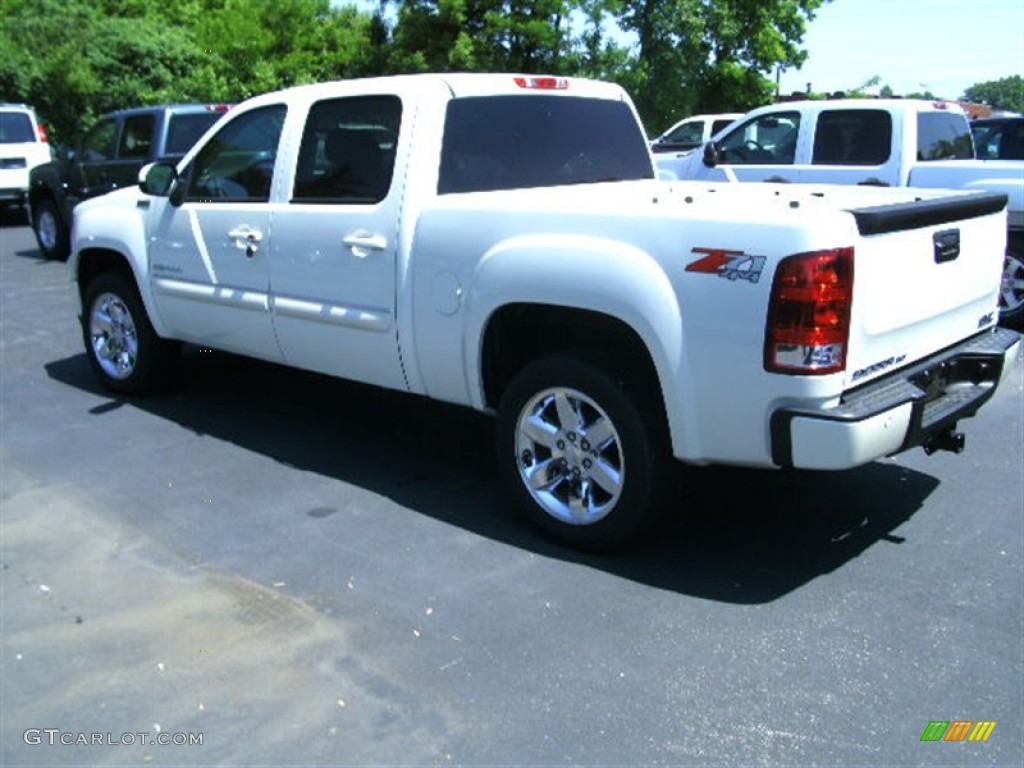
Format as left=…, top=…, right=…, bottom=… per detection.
left=140, top=162, right=177, bottom=196
left=702, top=142, right=719, bottom=168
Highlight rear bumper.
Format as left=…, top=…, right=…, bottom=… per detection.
left=771, top=327, right=1021, bottom=470
left=0, top=168, right=30, bottom=201
left=0, top=186, right=28, bottom=203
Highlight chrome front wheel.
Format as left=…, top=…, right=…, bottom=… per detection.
left=82, top=272, right=177, bottom=394
left=89, top=292, right=140, bottom=380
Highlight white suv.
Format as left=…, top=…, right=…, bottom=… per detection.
left=0, top=103, right=51, bottom=212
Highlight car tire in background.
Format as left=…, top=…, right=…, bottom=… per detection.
left=31, top=197, right=69, bottom=260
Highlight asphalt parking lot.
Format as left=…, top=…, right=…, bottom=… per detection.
left=1, top=211, right=1022, bottom=767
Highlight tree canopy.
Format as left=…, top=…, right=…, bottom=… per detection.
left=963, top=76, right=1024, bottom=114
left=3, top=0, right=1018, bottom=146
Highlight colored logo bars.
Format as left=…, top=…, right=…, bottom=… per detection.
left=920, top=721, right=997, bottom=742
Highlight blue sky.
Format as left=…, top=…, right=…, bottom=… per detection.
left=777, top=0, right=1024, bottom=99
left=344, top=0, right=1023, bottom=101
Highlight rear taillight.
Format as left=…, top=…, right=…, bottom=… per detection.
left=764, top=247, right=854, bottom=375
left=37, top=123, right=48, bottom=143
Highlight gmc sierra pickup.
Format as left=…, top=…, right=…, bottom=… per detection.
left=68, top=74, right=1021, bottom=550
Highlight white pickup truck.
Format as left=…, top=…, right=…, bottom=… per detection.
left=656, top=98, right=1024, bottom=329
left=69, top=74, right=1021, bottom=551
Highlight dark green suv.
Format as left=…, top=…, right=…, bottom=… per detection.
left=28, top=103, right=232, bottom=259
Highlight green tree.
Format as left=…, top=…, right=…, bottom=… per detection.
left=963, top=76, right=1024, bottom=113
left=611, top=0, right=828, bottom=134
left=0, top=0, right=381, bottom=143
left=0, top=0, right=209, bottom=142
left=384, top=0, right=578, bottom=74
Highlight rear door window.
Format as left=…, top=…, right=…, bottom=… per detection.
left=292, top=95, right=402, bottom=205
left=118, top=115, right=155, bottom=159
left=917, top=112, right=974, bottom=160
left=80, top=119, right=118, bottom=162
left=812, top=110, right=892, bottom=165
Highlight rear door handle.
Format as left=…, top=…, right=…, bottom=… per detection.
left=228, top=226, right=263, bottom=258
left=343, top=230, right=387, bottom=258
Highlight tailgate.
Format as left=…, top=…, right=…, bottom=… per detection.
left=843, top=191, right=1007, bottom=388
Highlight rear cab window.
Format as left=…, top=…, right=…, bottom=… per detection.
left=166, top=111, right=230, bottom=157
left=0, top=111, right=36, bottom=143
left=438, top=95, right=653, bottom=194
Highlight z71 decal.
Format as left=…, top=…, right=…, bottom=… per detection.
left=686, top=247, right=766, bottom=284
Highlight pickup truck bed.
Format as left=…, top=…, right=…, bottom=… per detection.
left=657, top=98, right=1024, bottom=330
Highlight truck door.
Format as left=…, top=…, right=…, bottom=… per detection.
left=267, top=94, right=407, bottom=391
left=107, top=112, right=156, bottom=193
left=146, top=104, right=286, bottom=362
left=72, top=116, right=119, bottom=203
left=806, top=108, right=899, bottom=186
left=700, top=110, right=804, bottom=183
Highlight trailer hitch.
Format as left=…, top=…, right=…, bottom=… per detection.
left=923, top=428, right=966, bottom=455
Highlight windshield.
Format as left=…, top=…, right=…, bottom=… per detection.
left=438, top=95, right=654, bottom=194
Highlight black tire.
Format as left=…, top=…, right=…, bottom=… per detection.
left=81, top=271, right=178, bottom=395
left=31, top=197, right=70, bottom=260
left=998, top=242, right=1024, bottom=330
left=496, top=356, right=670, bottom=552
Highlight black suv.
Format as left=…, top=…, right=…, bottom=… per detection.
left=28, top=103, right=232, bottom=259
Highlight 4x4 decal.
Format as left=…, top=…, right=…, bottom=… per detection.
left=686, top=247, right=766, bottom=284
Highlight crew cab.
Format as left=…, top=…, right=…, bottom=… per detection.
left=29, top=103, right=232, bottom=259
left=656, top=98, right=1024, bottom=329
left=68, top=74, right=1021, bottom=551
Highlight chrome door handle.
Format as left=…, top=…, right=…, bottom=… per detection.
left=228, top=226, right=263, bottom=258
left=343, top=230, right=387, bottom=258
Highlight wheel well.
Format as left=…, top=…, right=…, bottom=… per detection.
left=28, top=185, right=59, bottom=217
left=481, top=304, right=666, bottom=415
left=77, top=248, right=135, bottom=300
